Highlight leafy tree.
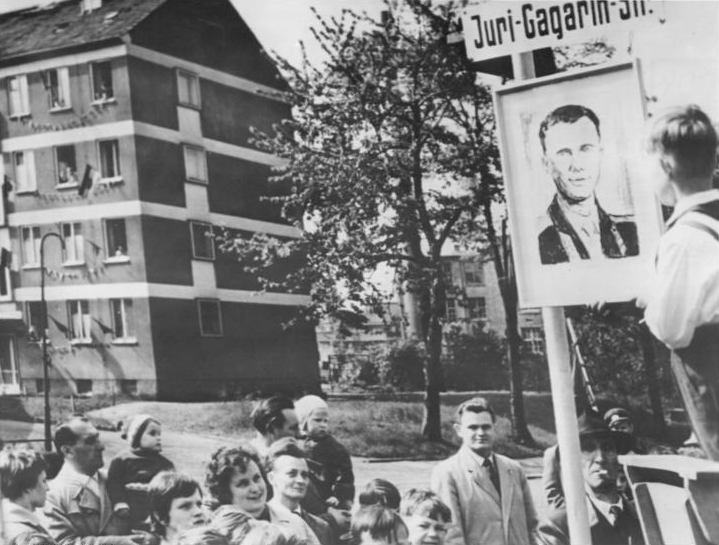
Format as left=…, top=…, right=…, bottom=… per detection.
left=222, top=0, right=507, bottom=441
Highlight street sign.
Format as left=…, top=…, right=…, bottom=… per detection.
left=462, top=0, right=664, bottom=62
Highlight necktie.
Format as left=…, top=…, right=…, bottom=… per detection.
left=608, top=505, right=622, bottom=527
left=483, top=457, right=501, bottom=497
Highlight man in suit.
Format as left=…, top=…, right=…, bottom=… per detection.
left=537, top=104, right=639, bottom=265
left=44, top=416, right=153, bottom=545
left=535, top=411, right=644, bottom=545
left=430, top=397, right=537, bottom=545
left=265, top=437, right=335, bottom=545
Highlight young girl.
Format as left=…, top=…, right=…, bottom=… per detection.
left=108, top=414, right=175, bottom=528
left=295, top=395, right=355, bottom=510
left=351, top=506, right=408, bottom=545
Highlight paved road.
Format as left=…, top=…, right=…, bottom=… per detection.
left=1, top=420, right=550, bottom=520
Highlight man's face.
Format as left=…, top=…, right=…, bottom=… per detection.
left=273, top=409, right=300, bottom=440
left=269, top=455, right=309, bottom=505
left=609, top=420, right=634, bottom=434
left=65, top=420, right=104, bottom=476
left=454, top=410, right=495, bottom=457
left=580, top=435, right=619, bottom=492
left=543, top=117, right=602, bottom=203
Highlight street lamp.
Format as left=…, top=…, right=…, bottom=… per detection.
left=41, top=231, right=64, bottom=452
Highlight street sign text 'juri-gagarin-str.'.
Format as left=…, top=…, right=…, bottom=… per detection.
left=462, top=1, right=663, bottom=62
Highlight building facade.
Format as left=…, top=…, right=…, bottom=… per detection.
left=0, top=0, right=320, bottom=399
left=442, top=255, right=545, bottom=356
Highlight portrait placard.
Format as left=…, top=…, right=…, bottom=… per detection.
left=494, top=60, right=663, bottom=308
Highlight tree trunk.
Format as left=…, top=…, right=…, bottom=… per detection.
left=639, top=323, right=666, bottom=435
left=504, top=294, right=535, bottom=446
left=421, top=274, right=445, bottom=441
left=422, top=313, right=444, bottom=441
left=482, top=201, right=535, bottom=446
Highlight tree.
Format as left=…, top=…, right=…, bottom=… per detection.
left=222, top=0, right=505, bottom=441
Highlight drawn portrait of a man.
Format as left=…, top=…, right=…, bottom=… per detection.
left=536, top=104, right=640, bottom=265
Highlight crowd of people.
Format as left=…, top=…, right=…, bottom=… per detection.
left=1, top=393, right=653, bottom=545
left=2, top=103, right=718, bottom=545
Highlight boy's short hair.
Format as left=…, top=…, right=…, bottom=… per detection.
left=351, top=506, right=408, bottom=544
left=400, top=488, right=452, bottom=522
left=455, top=397, right=495, bottom=423
left=358, top=478, right=401, bottom=510
left=205, top=443, right=265, bottom=505
left=647, top=105, right=718, bottom=181
left=233, top=520, right=304, bottom=545
left=148, top=471, right=202, bottom=536
left=251, top=396, right=294, bottom=435
left=0, top=448, right=47, bottom=500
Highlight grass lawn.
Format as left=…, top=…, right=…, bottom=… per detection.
left=39, top=392, right=555, bottom=459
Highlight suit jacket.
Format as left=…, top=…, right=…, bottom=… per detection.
left=44, top=464, right=130, bottom=545
left=538, top=196, right=639, bottom=265
left=2, top=498, right=53, bottom=542
left=542, top=445, right=564, bottom=509
left=430, top=447, right=537, bottom=545
left=535, top=495, right=644, bottom=545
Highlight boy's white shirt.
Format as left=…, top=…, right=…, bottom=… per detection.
left=644, top=188, right=719, bottom=348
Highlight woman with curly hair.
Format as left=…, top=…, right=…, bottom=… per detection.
left=147, top=471, right=207, bottom=545
left=205, top=443, right=312, bottom=543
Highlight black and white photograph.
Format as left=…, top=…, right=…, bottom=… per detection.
left=0, top=1, right=718, bottom=545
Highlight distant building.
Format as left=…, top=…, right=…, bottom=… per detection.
left=441, top=254, right=545, bottom=356
left=316, top=255, right=545, bottom=377
left=0, top=0, right=319, bottom=399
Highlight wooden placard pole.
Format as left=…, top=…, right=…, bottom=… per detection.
left=510, top=50, right=592, bottom=544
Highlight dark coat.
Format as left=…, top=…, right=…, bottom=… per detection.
left=538, top=196, right=639, bottom=265
left=301, top=434, right=354, bottom=505
left=535, top=495, right=644, bottom=545
left=106, top=450, right=174, bottom=525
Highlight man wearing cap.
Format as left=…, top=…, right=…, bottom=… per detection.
left=535, top=411, right=644, bottom=545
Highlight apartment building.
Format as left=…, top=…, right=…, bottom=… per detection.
left=442, top=254, right=545, bottom=356
left=0, top=0, right=320, bottom=399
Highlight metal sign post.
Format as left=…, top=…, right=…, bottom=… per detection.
left=509, top=49, right=592, bottom=545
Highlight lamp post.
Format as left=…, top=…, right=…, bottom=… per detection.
left=41, top=231, right=64, bottom=452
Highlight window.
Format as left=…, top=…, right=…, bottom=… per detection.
left=25, top=301, right=43, bottom=341
left=46, top=67, right=71, bottom=110
left=68, top=300, right=91, bottom=342
left=8, top=75, right=29, bottom=117
left=445, top=298, right=457, bottom=322
left=110, top=299, right=135, bottom=341
left=91, top=61, right=113, bottom=102
left=183, top=145, right=207, bottom=183
left=56, top=145, right=78, bottom=186
left=21, top=226, right=41, bottom=267
left=522, top=327, right=545, bottom=355
left=35, top=379, right=45, bottom=393
left=441, top=262, right=455, bottom=285
left=463, top=261, right=483, bottom=285
left=177, top=70, right=200, bottom=108
left=190, top=221, right=214, bottom=260
left=75, top=379, right=92, bottom=395
left=198, top=299, right=222, bottom=336
left=104, top=219, right=128, bottom=259
left=13, top=151, right=36, bottom=193
left=62, top=222, right=84, bottom=263
left=467, top=297, right=486, bottom=320
left=98, top=140, right=121, bottom=180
